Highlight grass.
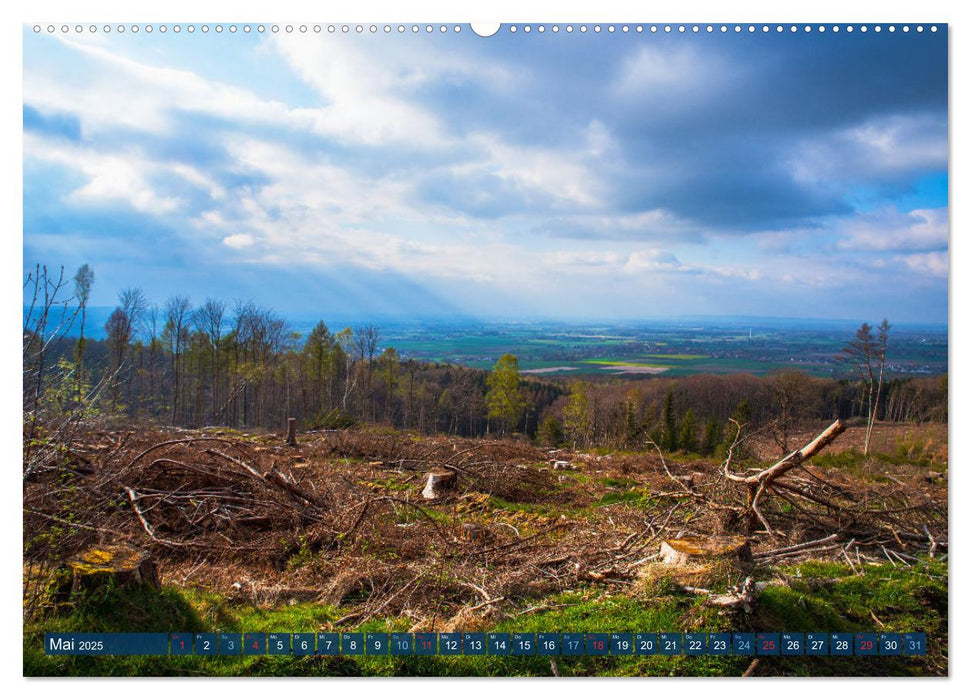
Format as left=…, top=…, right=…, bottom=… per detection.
left=600, top=476, right=639, bottom=488
left=25, top=558, right=946, bottom=676
left=809, top=446, right=947, bottom=479
left=487, top=495, right=573, bottom=518
left=590, top=490, right=655, bottom=509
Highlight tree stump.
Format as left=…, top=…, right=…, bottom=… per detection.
left=422, top=470, right=457, bottom=499
left=458, top=522, right=492, bottom=544
left=286, top=418, right=298, bottom=447
left=676, top=472, right=706, bottom=491
left=66, top=545, right=160, bottom=593
left=659, top=536, right=752, bottom=567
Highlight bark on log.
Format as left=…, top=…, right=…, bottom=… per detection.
left=422, top=470, right=457, bottom=499
left=740, top=419, right=846, bottom=487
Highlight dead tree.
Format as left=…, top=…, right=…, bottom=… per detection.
left=838, top=320, right=891, bottom=456
left=724, top=419, right=846, bottom=536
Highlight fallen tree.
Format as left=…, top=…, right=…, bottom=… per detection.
left=723, top=419, right=846, bottom=536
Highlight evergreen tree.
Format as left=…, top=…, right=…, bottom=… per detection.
left=701, top=417, right=722, bottom=456
left=732, top=398, right=752, bottom=426
left=622, top=389, right=641, bottom=447
left=662, top=391, right=678, bottom=452
left=679, top=408, right=698, bottom=453
left=536, top=414, right=564, bottom=448
left=72, top=264, right=94, bottom=406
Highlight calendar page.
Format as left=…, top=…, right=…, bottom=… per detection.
left=21, top=12, right=948, bottom=680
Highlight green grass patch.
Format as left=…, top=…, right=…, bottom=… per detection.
left=600, top=476, right=639, bottom=489
left=25, top=558, right=946, bottom=677
left=590, top=490, right=653, bottom=508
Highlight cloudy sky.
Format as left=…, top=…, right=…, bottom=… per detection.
left=23, top=25, right=948, bottom=323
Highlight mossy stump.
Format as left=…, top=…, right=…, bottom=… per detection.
left=66, top=545, right=160, bottom=593
left=659, top=536, right=752, bottom=567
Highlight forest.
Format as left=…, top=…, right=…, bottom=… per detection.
left=24, top=264, right=947, bottom=459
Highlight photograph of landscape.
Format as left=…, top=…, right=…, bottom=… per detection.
left=22, top=21, right=947, bottom=677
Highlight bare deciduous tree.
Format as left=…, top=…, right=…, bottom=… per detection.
left=838, top=320, right=891, bottom=456
left=164, top=296, right=192, bottom=422
left=769, top=369, right=813, bottom=455
left=195, top=298, right=225, bottom=423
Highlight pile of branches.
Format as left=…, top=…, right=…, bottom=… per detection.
left=23, top=421, right=947, bottom=627
left=24, top=431, right=344, bottom=563
left=22, top=427, right=565, bottom=572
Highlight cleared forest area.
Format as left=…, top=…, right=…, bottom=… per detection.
left=24, top=419, right=947, bottom=676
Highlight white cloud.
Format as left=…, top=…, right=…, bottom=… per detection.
left=195, top=138, right=531, bottom=284
left=836, top=207, right=948, bottom=252
left=614, top=45, right=715, bottom=94
left=25, top=133, right=180, bottom=214
left=845, top=115, right=947, bottom=172
left=790, top=112, right=947, bottom=184
left=895, top=251, right=948, bottom=277
left=270, top=35, right=448, bottom=146
left=540, top=208, right=696, bottom=240
left=222, top=234, right=255, bottom=249
left=624, top=249, right=690, bottom=274
left=585, top=119, right=613, bottom=158
left=542, top=250, right=623, bottom=267
left=26, top=34, right=298, bottom=137
left=462, top=133, right=603, bottom=208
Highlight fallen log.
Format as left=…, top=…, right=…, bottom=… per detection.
left=707, top=577, right=768, bottom=613
left=724, top=419, right=846, bottom=534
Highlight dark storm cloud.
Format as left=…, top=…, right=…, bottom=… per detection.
left=401, top=28, right=948, bottom=234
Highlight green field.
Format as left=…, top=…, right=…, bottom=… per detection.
left=367, top=321, right=946, bottom=379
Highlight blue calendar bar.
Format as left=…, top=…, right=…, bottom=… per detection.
left=43, top=631, right=928, bottom=656
left=44, top=633, right=168, bottom=655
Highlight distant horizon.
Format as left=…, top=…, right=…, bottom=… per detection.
left=26, top=303, right=949, bottom=342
